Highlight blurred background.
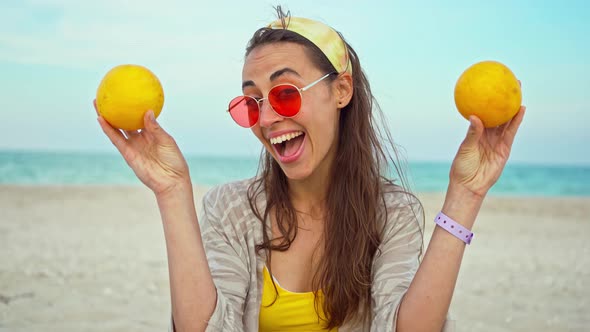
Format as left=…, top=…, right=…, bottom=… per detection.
left=1, top=1, right=588, bottom=331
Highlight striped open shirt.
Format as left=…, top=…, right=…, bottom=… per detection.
left=171, top=178, right=451, bottom=331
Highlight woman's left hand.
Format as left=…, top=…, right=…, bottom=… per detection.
left=449, top=105, right=526, bottom=198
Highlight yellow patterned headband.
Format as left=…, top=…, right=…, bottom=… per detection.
left=267, top=17, right=353, bottom=75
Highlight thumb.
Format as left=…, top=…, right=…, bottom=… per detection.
left=144, top=110, right=165, bottom=136
left=143, top=110, right=168, bottom=139
left=462, top=115, right=483, bottom=147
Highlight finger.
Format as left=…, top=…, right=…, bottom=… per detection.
left=518, top=80, right=521, bottom=87
left=503, top=106, right=526, bottom=147
left=462, top=115, right=484, bottom=147
left=499, top=115, right=514, bottom=137
left=143, top=110, right=168, bottom=139
left=97, top=116, right=128, bottom=154
left=93, top=99, right=99, bottom=116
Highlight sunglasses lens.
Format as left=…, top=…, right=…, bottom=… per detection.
left=228, top=96, right=259, bottom=128
left=269, top=85, right=301, bottom=117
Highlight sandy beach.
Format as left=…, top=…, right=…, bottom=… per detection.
left=1, top=185, right=588, bottom=332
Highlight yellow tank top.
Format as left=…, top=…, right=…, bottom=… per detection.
left=259, top=266, right=338, bottom=332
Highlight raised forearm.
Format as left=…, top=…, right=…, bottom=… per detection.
left=157, top=183, right=217, bottom=332
left=396, top=184, right=484, bottom=332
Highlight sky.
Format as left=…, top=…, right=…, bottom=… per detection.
left=0, top=0, right=588, bottom=165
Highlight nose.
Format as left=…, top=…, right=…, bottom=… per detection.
left=258, top=98, right=283, bottom=128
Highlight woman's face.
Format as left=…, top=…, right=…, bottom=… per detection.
left=242, top=42, right=342, bottom=181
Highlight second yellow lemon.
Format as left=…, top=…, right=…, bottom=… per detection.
left=454, top=61, right=521, bottom=128
left=96, top=64, right=164, bottom=131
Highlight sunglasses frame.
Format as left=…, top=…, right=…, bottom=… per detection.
left=228, top=72, right=336, bottom=128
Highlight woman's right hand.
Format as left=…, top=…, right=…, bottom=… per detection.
left=94, top=100, right=191, bottom=198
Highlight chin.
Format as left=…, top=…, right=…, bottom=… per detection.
left=266, top=148, right=314, bottom=181
left=279, top=164, right=314, bottom=181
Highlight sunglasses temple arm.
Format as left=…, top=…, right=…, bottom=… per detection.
left=300, top=72, right=334, bottom=92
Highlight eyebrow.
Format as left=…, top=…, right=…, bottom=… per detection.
left=241, top=67, right=301, bottom=89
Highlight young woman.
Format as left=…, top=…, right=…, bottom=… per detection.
left=95, top=7, right=525, bottom=332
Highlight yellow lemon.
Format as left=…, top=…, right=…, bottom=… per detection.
left=454, top=61, right=521, bottom=128
left=96, top=64, right=164, bottom=130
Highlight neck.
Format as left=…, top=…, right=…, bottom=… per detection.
left=288, top=177, right=328, bottom=218
left=287, top=146, right=336, bottom=219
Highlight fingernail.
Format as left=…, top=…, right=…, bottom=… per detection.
left=148, top=110, right=156, bottom=122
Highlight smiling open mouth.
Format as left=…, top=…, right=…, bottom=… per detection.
left=271, top=131, right=305, bottom=158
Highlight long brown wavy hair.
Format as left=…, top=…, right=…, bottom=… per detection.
left=245, top=6, right=424, bottom=329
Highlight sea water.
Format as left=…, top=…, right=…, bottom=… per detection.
left=1, top=150, right=588, bottom=196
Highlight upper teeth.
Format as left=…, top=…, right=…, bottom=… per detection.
left=270, top=131, right=303, bottom=145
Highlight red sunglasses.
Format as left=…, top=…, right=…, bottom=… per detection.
left=227, top=72, right=335, bottom=128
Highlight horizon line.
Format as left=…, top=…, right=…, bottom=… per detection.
left=1, top=147, right=589, bottom=168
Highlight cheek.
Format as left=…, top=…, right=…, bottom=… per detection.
left=300, top=108, right=339, bottom=151
left=300, top=94, right=337, bottom=128
left=319, top=109, right=340, bottom=149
